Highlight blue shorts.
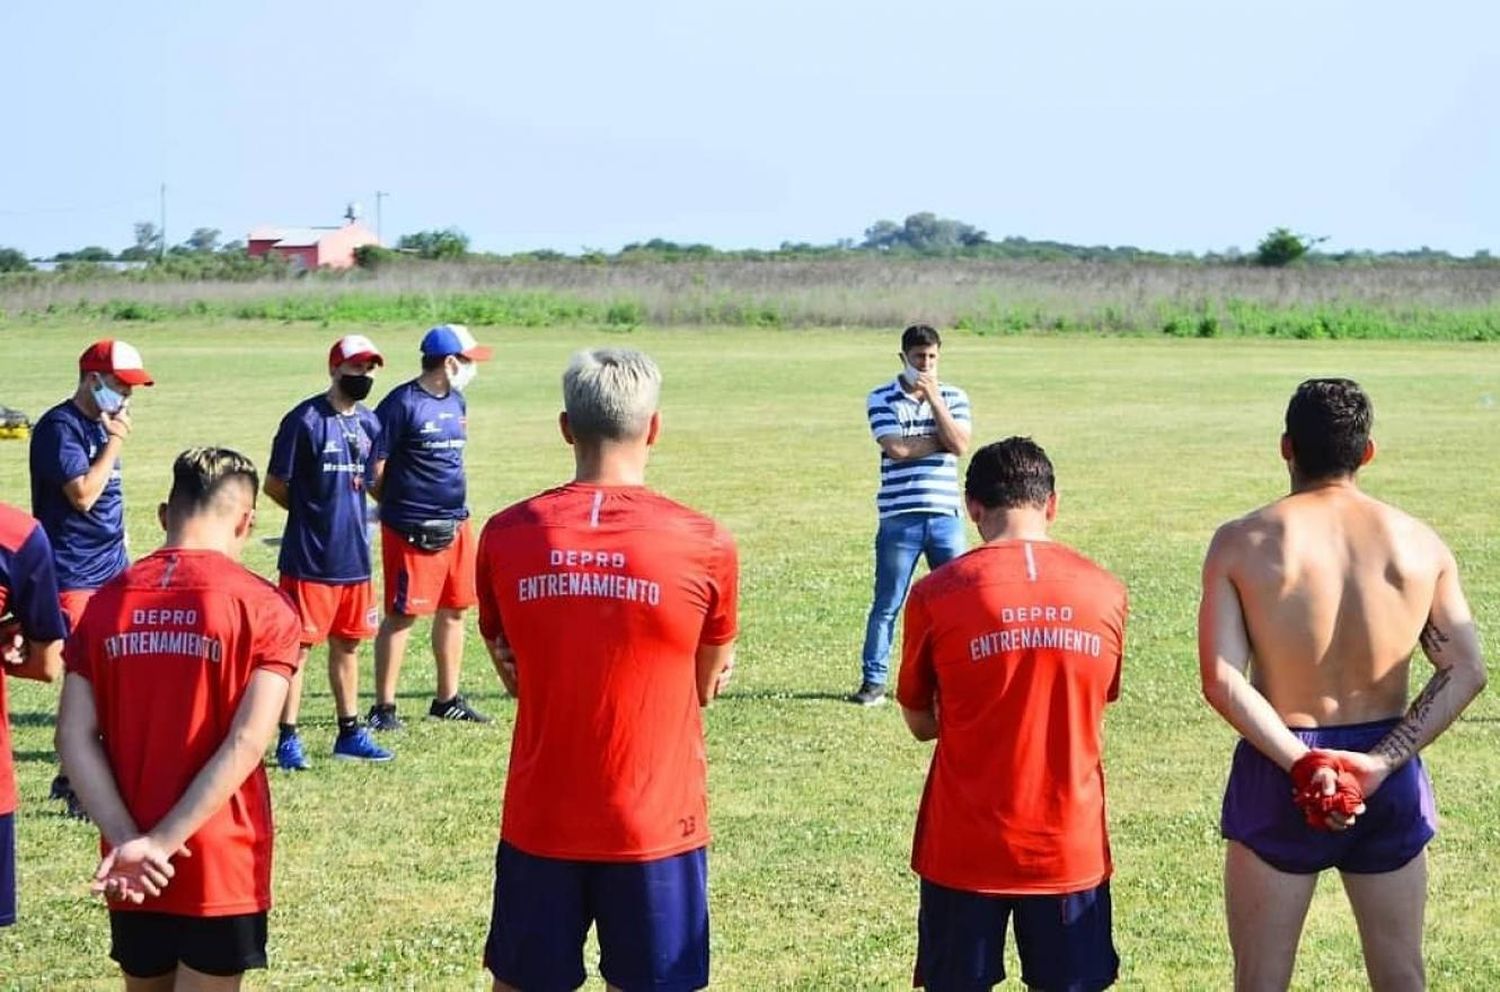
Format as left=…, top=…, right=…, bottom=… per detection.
left=484, top=841, right=709, bottom=992
left=915, top=877, right=1118, bottom=992
left=1221, top=718, right=1437, bottom=875
left=1, top=813, right=15, bottom=927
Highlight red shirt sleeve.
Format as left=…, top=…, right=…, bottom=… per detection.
left=252, top=587, right=302, bottom=681
left=698, top=526, right=738, bottom=646
left=63, top=612, right=94, bottom=681
left=1107, top=588, right=1128, bottom=703
left=896, top=583, right=935, bottom=709
left=475, top=520, right=503, bottom=643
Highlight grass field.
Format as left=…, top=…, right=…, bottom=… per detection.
left=2, top=322, right=1499, bottom=990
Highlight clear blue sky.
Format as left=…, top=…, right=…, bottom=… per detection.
left=2, top=1, right=1495, bottom=258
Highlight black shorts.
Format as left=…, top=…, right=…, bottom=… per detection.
left=109, top=910, right=268, bottom=978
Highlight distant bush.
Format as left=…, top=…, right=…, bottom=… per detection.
left=1256, top=228, right=1311, bottom=267
left=0, top=247, right=31, bottom=273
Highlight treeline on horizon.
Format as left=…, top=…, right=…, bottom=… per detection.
left=2, top=213, right=1496, bottom=281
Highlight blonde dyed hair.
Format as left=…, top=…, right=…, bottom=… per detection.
left=562, top=348, right=661, bottom=441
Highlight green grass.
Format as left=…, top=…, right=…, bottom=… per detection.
left=7, top=291, right=1500, bottom=340
left=2, top=324, right=1499, bottom=989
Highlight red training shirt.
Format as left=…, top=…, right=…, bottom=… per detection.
left=897, top=539, right=1127, bottom=895
left=476, top=483, right=738, bottom=862
left=65, top=549, right=301, bottom=916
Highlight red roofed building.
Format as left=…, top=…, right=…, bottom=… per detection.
left=247, top=210, right=381, bottom=270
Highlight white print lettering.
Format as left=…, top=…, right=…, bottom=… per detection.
left=104, top=629, right=223, bottom=664
left=971, top=605, right=1103, bottom=662
left=132, top=608, right=199, bottom=626
left=549, top=549, right=627, bottom=569
left=518, top=571, right=661, bottom=606
left=999, top=605, right=1073, bottom=624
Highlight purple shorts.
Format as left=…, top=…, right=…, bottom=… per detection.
left=1221, top=718, right=1436, bottom=874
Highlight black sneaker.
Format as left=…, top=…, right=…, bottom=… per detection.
left=848, top=681, right=887, bottom=706
left=428, top=695, right=492, bottom=723
left=367, top=703, right=405, bottom=732
left=63, top=790, right=92, bottom=822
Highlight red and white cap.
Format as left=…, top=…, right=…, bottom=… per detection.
left=328, top=334, right=385, bottom=369
left=79, top=339, right=154, bottom=386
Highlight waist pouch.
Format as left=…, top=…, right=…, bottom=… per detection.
left=400, top=518, right=459, bottom=552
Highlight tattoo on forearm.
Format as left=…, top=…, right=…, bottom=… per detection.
left=1419, top=620, right=1450, bottom=658
left=1373, top=668, right=1453, bottom=764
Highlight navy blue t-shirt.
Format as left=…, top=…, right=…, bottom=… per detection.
left=268, top=395, right=381, bottom=584
left=28, top=400, right=128, bottom=591
left=0, top=505, right=69, bottom=641
left=373, top=380, right=470, bottom=529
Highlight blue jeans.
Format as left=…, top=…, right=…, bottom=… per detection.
left=861, top=512, right=966, bottom=686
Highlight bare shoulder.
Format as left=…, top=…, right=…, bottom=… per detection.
left=1369, top=495, right=1456, bottom=570
left=1205, top=503, right=1282, bottom=564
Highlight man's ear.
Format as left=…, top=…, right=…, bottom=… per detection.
left=1279, top=433, right=1294, bottom=465
left=645, top=411, right=661, bottom=447
left=1360, top=438, right=1376, bottom=467
left=559, top=411, right=575, bottom=446
left=157, top=502, right=168, bottom=532
left=1044, top=491, right=1059, bottom=523
left=965, top=494, right=984, bottom=527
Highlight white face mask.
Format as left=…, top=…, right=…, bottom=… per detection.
left=449, top=360, right=477, bottom=392
left=92, top=375, right=127, bottom=414
left=902, top=361, right=925, bottom=387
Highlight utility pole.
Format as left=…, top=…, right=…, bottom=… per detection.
left=159, top=183, right=167, bottom=261
left=375, top=190, right=389, bottom=245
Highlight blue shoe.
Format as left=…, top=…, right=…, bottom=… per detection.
left=333, top=727, right=394, bottom=763
left=276, top=732, right=312, bottom=771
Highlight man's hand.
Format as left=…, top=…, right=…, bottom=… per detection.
left=913, top=370, right=942, bottom=404
left=101, top=407, right=132, bottom=441
left=713, top=656, right=734, bottom=697
left=92, top=836, right=188, bottom=904
left=1, top=618, right=21, bottom=666
left=1324, top=748, right=1395, bottom=801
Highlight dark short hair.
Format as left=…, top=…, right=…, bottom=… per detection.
left=1285, top=378, right=1373, bottom=480
left=421, top=354, right=447, bottom=372
left=965, top=437, right=1054, bottom=510
left=901, top=324, right=942, bottom=353
left=167, top=447, right=259, bottom=517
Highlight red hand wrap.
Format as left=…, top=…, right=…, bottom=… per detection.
left=1290, top=750, right=1364, bottom=831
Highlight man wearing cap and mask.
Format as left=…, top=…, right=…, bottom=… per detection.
left=29, top=339, right=155, bottom=817
left=262, top=335, right=393, bottom=769
left=367, top=324, right=493, bottom=730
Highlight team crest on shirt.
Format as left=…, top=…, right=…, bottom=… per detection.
left=323, top=440, right=341, bottom=454
left=419, top=420, right=440, bottom=434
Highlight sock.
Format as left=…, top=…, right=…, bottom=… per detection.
left=337, top=716, right=360, bottom=737
left=278, top=722, right=297, bottom=741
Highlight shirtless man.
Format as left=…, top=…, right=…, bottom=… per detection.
left=1199, top=377, right=1487, bottom=992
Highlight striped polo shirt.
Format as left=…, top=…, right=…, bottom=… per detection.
left=866, top=377, right=972, bottom=519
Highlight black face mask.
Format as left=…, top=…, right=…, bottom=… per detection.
left=338, top=374, right=374, bottom=401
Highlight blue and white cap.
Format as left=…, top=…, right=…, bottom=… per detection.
left=419, top=324, right=492, bottom=361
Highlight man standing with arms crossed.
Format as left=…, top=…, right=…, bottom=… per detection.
left=30, top=338, right=155, bottom=817
left=57, top=447, right=301, bottom=989
left=898, top=438, right=1126, bottom=992
left=264, top=335, right=392, bottom=768
left=855, top=323, right=971, bottom=706
left=368, top=324, right=492, bottom=729
left=1, top=502, right=69, bottom=930
left=475, top=348, right=738, bottom=992
left=1200, top=378, right=1487, bottom=991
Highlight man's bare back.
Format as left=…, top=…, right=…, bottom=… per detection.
left=1199, top=377, right=1487, bottom=992
left=1214, top=482, right=1449, bottom=729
